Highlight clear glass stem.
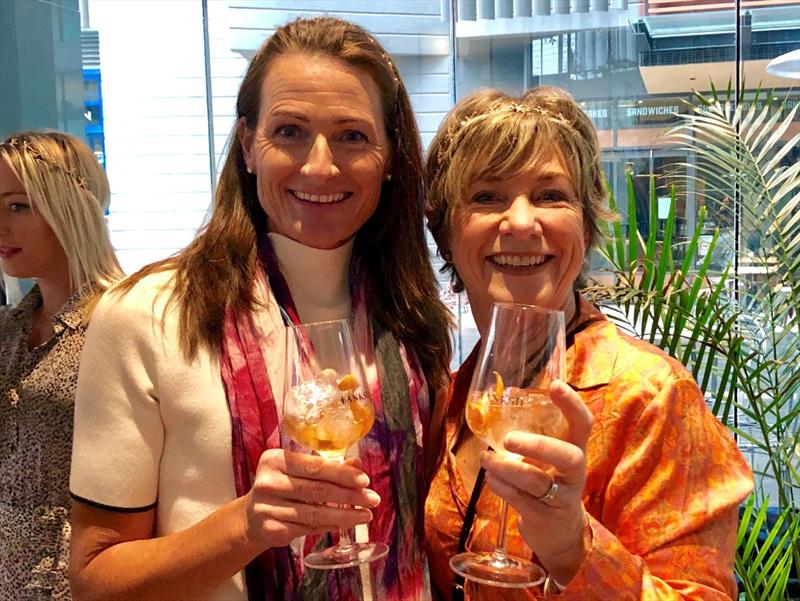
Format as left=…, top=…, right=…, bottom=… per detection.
left=330, top=453, right=354, bottom=555
left=493, top=500, right=511, bottom=560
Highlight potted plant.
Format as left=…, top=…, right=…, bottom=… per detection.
left=585, top=86, right=800, bottom=600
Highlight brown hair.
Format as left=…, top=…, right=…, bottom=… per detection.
left=0, top=131, right=123, bottom=306
left=425, top=86, right=613, bottom=292
left=118, top=16, right=452, bottom=386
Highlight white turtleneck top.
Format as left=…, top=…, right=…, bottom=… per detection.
left=267, top=232, right=353, bottom=324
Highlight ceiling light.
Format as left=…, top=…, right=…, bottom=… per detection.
left=766, top=49, right=800, bottom=80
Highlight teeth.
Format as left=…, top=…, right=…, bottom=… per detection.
left=491, top=254, right=547, bottom=267
left=293, top=190, right=347, bottom=203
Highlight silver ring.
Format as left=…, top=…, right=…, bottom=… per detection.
left=535, top=478, right=558, bottom=503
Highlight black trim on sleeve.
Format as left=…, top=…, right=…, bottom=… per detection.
left=70, top=491, right=157, bottom=513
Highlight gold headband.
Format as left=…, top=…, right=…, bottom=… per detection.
left=435, top=100, right=571, bottom=167
left=0, top=136, right=88, bottom=190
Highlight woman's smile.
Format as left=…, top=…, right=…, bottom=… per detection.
left=487, top=252, right=553, bottom=270
left=288, top=189, right=353, bottom=204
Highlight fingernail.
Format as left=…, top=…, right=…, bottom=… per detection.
left=356, top=474, right=370, bottom=488
left=365, top=490, right=381, bottom=506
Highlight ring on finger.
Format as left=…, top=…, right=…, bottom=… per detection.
left=533, top=476, right=558, bottom=503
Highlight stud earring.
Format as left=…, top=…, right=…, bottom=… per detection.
left=385, top=173, right=392, bottom=181
left=246, top=166, right=253, bottom=174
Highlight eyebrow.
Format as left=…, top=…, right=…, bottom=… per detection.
left=530, top=171, right=571, bottom=183
left=0, top=191, right=26, bottom=199
left=267, top=110, right=374, bottom=127
left=476, top=171, right=572, bottom=186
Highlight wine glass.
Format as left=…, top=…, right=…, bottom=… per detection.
left=450, top=302, right=568, bottom=587
left=283, top=318, right=389, bottom=570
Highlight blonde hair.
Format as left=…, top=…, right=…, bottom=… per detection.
left=426, top=86, right=613, bottom=292
left=0, top=131, right=123, bottom=302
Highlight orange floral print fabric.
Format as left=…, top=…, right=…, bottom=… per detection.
left=425, top=298, right=754, bottom=600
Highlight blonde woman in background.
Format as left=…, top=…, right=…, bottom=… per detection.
left=0, top=131, right=123, bottom=600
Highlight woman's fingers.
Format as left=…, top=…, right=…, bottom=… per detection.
left=260, top=449, right=370, bottom=488
left=502, top=432, right=585, bottom=482
left=546, top=380, right=593, bottom=449
left=253, top=450, right=378, bottom=507
left=484, top=470, right=575, bottom=509
left=255, top=497, right=373, bottom=531
left=482, top=448, right=575, bottom=495
left=246, top=449, right=378, bottom=548
left=257, top=471, right=381, bottom=508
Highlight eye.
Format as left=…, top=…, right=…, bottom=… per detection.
left=7, top=201, right=29, bottom=213
left=470, top=191, right=501, bottom=205
left=340, top=129, right=368, bottom=143
left=536, top=189, right=572, bottom=204
left=273, top=124, right=303, bottom=139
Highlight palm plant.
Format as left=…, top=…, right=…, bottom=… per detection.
left=585, top=86, right=800, bottom=599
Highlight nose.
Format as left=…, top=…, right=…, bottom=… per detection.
left=499, top=195, right=541, bottom=239
left=300, top=134, right=340, bottom=181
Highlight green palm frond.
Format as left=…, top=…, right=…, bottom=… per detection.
left=632, top=85, right=800, bottom=595
left=588, top=86, right=800, bottom=592
left=585, top=173, right=742, bottom=425
left=736, top=496, right=800, bottom=600
left=665, top=88, right=800, bottom=327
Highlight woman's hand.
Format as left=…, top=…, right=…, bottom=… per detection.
left=481, top=380, right=593, bottom=584
left=244, top=449, right=380, bottom=550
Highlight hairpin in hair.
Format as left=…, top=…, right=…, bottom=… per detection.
left=1, top=136, right=88, bottom=190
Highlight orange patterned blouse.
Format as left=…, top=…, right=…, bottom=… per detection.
left=425, top=298, right=754, bottom=600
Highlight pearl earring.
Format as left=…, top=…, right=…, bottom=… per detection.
left=385, top=173, right=392, bottom=181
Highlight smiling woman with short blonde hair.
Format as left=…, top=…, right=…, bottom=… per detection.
left=423, top=86, right=753, bottom=601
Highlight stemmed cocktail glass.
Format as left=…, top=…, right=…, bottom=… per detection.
left=450, top=302, right=567, bottom=587
left=283, top=318, right=388, bottom=569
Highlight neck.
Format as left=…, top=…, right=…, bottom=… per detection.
left=472, top=291, right=578, bottom=338
left=36, top=271, right=74, bottom=318
left=269, top=233, right=354, bottom=323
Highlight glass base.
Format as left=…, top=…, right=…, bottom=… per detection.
left=304, top=541, right=389, bottom=570
left=450, top=551, right=546, bottom=588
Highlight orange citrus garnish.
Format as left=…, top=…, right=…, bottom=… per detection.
left=492, top=370, right=504, bottom=400
left=337, top=374, right=359, bottom=392
left=350, top=400, right=373, bottom=427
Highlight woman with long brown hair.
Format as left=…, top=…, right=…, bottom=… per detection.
left=68, top=16, right=451, bottom=601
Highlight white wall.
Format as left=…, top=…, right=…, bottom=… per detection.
left=90, top=0, right=214, bottom=274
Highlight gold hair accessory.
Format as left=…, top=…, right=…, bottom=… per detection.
left=1, top=136, right=88, bottom=190
left=436, top=101, right=570, bottom=166
left=368, top=36, right=400, bottom=85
